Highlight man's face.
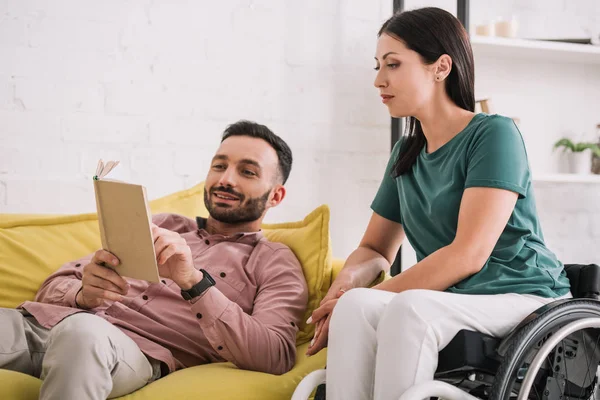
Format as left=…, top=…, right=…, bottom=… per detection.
left=204, top=136, right=281, bottom=224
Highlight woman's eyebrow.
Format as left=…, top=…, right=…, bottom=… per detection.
left=374, top=51, right=399, bottom=61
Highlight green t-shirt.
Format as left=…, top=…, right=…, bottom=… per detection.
left=371, top=113, right=570, bottom=298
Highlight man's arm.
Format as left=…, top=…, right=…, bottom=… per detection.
left=190, top=248, right=308, bottom=375
left=35, top=213, right=186, bottom=307
left=34, top=255, right=89, bottom=307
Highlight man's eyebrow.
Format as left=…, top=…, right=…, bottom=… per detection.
left=374, top=51, right=399, bottom=61
left=212, top=155, right=261, bottom=168
left=239, top=158, right=261, bottom=168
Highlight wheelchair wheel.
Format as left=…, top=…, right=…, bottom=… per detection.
left=490, top=299, right=600, bottom=400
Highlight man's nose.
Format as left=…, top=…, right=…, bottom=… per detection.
left=218, top=167, right=237, bottom=187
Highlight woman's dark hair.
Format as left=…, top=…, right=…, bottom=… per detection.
left=222, top=120, right=293, bottom=184
left=379, top=7, right=475, bottom=177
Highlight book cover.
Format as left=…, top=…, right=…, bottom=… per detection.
left=93, top=160, right=160, bottom=283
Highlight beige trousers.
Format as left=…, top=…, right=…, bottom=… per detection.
left=0, top=308, right=161, bottom=400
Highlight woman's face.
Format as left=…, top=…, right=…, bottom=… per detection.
left=374, top=33, right=437, bottom=118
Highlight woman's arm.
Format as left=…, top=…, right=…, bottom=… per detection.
left=374, top=186, right=518, bottom=292
left=305, top=212, right=405, bottom=356
left=327, top=212, right=405, bottom=298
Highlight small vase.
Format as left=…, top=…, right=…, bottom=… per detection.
left=568, top=151, right=592, bottom=174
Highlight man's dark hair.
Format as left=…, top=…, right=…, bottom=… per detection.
left=221, top=120, right=293, bottom=185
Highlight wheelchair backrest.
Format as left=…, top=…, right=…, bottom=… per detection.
left=564, top=264, right=600, bottom=299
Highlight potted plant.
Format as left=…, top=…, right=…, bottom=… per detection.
left=554, top=138, right=600, bottom=174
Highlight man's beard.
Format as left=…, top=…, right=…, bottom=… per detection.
left=204, top=186, right=271, bottom=224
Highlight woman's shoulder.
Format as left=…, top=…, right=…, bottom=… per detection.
left=462, top=114, right=528, bottom=163
left=474, top=113, right=520, bottom=134
left=469, top=113, right=523, bottom=145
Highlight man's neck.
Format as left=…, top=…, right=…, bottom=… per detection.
left=205, top=217, right=261, bottom=236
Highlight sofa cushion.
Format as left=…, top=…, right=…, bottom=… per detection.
left=0, top=182, right=332, bottom=345
left=0, top=341, right=327, bottom=400
left=262, top=205, right=332, bottom=345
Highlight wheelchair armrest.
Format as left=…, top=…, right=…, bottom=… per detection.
left=496, top=298, right=575, bottom=357
left=564, top=263, right=600, bottom=299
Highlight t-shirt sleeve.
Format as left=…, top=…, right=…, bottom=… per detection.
left=465, top=116, right=530, bottom=198
left=370, top=140, right=402, bottom=224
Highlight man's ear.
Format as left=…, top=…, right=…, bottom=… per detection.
left=268, top=185, right=286, bottom=208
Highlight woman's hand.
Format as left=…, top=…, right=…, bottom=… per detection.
left=320, top=275, right=354, bottom=307
left=306, top=289, right=347, bottom=356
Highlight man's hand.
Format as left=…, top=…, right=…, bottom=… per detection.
left=76, top=250, right=129, bottom=309
left=151, top=224, right=202, bottom=290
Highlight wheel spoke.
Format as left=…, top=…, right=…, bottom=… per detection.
left=578, top=330, right=599, bottom=399
left=561, top=338, right=570, bottom=399
left=579, top=329, right=600, bottom=399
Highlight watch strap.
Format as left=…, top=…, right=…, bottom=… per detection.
left=181, top=269, right=215, bottom=300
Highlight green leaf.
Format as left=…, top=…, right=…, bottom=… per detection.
left=553, top=138, right=576, bottom=152
left=553, top=138, right=600, bottom=156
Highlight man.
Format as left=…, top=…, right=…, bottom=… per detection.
left=0, top=120, right=308, bottom=400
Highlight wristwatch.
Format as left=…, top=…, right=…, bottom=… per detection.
left=180, top=269, right=215, bottom=300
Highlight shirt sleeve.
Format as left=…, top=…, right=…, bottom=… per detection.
left=371, top=140, right=403, bottom=223
left=35, top=214, right=188, bottom=307
left=34, top=256, right=89, bottom=307
left=464, top=116, right=531, bottom=198
left=189, top=247, right=308, bottom=375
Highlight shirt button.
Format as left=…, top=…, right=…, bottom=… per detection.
left=161, top=280, right=167, bottom=284
left=291, top=321, right=296, bottom=327
left=142, top=295, right=148, bottom=300
left=205, top=239, right=210, bottom=245
left=220, top=272, right=226, bottom=278
left=217, top=346, right=223, bottom=351
left=75, top=263, right=81, bottom=267
left=196, top=313, right=202, bottom=319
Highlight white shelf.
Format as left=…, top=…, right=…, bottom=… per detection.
left=533, top=173, right=600, bottom=183
left=471, top=35, right=600, bottom=65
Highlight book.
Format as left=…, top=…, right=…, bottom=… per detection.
left=93, top=160, right=160, bottom=283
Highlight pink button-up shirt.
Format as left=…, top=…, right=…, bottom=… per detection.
left=20, top=213, right=308, bottom=375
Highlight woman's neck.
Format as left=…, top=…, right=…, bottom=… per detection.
left=418, top=100, right=475, bottom=154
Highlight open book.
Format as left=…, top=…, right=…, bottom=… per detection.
left=93, top=160, right=160, bottom=283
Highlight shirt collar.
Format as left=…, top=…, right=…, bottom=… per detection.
left=195, top=216, right=264, bottom=244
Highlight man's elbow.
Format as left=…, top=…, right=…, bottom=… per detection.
left=268, top=357, right=295, bottom=376
left=240, top=353, right=295, bottom=376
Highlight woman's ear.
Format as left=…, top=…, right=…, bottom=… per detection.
left=435, top=54, right=453, bottom=81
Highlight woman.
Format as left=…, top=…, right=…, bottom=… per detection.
left=305, top=7, right=571, bottom=400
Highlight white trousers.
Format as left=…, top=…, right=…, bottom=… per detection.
left=325, top=288, right=566, bottom=400
left=0, top=309, right=160, bottom=400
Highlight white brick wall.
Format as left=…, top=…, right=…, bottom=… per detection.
left=534, top=182, right=600, bottom=264
left=1, top=0, right=599, bottom=264
left=0, top=0, right=391, bottom=259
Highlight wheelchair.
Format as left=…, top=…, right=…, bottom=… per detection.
left=292, top=263, right=600, bottom=400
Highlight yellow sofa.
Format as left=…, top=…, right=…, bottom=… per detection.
left=0, top=182, right=344, bottom=400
